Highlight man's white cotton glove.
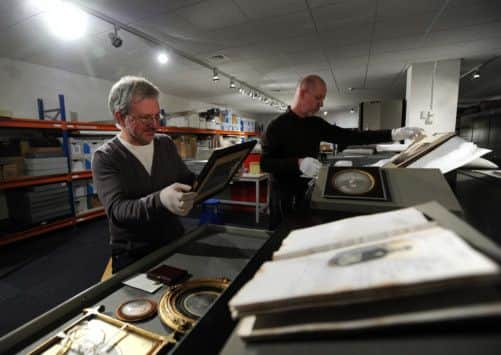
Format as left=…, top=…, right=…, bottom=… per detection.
left=299, top=157, right=321, bottom=178
left=160, top=183, right=197, bottom=216
left=391, top=127, right=425, bottom=141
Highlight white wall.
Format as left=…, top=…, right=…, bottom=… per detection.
left=406, top=59, right=460, bottom=134
left=0, top=57, right=211, bottom=121
left=327, top=108, right=359, bottom=128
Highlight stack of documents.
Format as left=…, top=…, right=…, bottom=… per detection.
left=228, top=204, right=501, bottom=340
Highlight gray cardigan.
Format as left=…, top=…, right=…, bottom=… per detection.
left=92, top=135, right=195, bottom=249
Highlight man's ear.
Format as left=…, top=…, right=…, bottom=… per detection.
left=114, top=112, right=125, bottom=128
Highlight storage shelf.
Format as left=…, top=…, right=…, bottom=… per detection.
left=71, top=171, right=93, bottom=180
left=75, top=207, right=105, bottom=223
left=0, top=117, right=65, bottom=129
left=0, top=174, right=69, bottom=190
left=0, top=117, right=258, bottom=247
left=0, top=217, right=75, bottom=247
left=157, top=126, right=256, bottom=136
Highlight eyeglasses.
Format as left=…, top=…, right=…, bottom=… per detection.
left=127, top=113, right=161, bottom=125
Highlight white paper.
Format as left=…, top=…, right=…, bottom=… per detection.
left=273, top=207, right=428, bottom=260
left=376, top=143, right=411, bottom=152
left=407, top=136, right=491, bottom=173
left=230, top=226, right=499, bottom=317
left=122, top=273, right=164, bottom=293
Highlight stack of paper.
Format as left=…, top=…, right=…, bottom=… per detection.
left=228, top=206, right=501, bottom=340
left=379, top=133, right=491, bottom=173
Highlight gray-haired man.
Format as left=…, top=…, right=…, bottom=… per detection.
left=92, top=76, right=196, bottom=273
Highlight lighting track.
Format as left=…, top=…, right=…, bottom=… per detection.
left=71, top=0, right=287, bottom=109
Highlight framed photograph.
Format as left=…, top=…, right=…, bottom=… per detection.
left=193, top=140, right=257, bottom=204
left=28, top=306, right=174, bottom=355
left=388, top=132, right=455, bottom=167
left=158, top=277, right=230, bottom=333
left=322, top=166, right=390, bottom=201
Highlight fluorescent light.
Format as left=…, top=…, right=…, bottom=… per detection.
left=39, top=0, right=88, bottom=40
left=157, top=52, right=169, bottom=64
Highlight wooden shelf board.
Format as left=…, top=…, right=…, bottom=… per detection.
left=71, top=171, right=92, bottom=180
left=0, top=217, right=75, bottom=247
left=75, top=208, right=105, bottom=223
left=157, top=126, right=256, bottom=136
left=0, top=174, right=69, bottom=190
left=0, top=117, right=65, bottom=129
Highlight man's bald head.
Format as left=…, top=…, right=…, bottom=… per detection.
left=298, top=75, right=326, bottom=92
left=291, top=75, right=327, bottom=118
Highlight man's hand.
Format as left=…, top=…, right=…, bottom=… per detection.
left=391, top=127, right=425, bottom=141
left=299, top=157, right=321, bottom=178
left=160, top=183, right=197, bottom=216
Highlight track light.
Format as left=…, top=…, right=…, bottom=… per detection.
left=229, top=79, right=236, bottom=89
left=212, top=68, right=219, bottom=82
left=109, top=25, right=123, bottom=48
left=472, top=71, right=480, bottom=80
left=157, top=52, right=168, bottom=64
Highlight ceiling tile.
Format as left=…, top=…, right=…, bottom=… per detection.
left=376, top=0, right=443, bottom=17
left=433, top=1, right=501, bottom=31
left=311, top=0, right=375, bottom=28
left=233, top=0, right=307, bottom=19
left=76, top=0, right=203, bottom=25
left=172, top=0, right=248, bottom=31
left=374, top=12, right=434, bottom=40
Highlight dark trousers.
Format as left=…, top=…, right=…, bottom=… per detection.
left=111, top=242, right=155, bottom=273
left=269, top=180, right=310, bottom=230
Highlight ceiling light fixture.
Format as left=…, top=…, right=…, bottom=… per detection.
left=229, top=78, right=237, bottom=89
left=350, top=108, right=355, bottom=114
left=472, top=71, right=480, bottom=80
left=109, top=24, right=123, bottom=48
left=212, top=68, right=219, bottom=82
left=43, top=0, right=88, bottom=40
left=323, top=111, right=328, bottom=116
left=157, top=52, right=168, bottom=64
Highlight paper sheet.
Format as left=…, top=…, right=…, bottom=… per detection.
left=273, top=207, right=428, bottom=260
left=407, top=136, right=491, bottom=173
left=230, top=226, right=499, bottom=317
left=122, top=273, right=164, bottom=293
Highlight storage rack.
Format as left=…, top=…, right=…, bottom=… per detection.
left=0, top=117, right=257, bottom=246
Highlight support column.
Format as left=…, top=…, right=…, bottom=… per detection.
left=405, top=59, right=460, bottom=134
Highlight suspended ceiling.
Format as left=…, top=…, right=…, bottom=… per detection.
left=0, top=0, right=500, bottom=116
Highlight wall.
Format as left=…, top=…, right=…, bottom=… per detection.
left=328, top=108, right=359, bottom=128
left=0, top=57, right=211, bottom=121
left=406, top=59, right=460, bottom=134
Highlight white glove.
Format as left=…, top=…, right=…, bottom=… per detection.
left=299, top=157, right=321, bottom=177
left=391, top=127, right=425, bottom=141
left=160, top=183, right=197, bottom=216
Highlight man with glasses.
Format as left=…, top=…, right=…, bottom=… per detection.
left=93, top=76, right=196, bottom=273
left=261, top=75, right=423, bottom=229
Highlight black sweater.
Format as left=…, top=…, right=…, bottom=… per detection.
left=261, top=110, right=392, bottom=185
left=92, top=135, right=195, bottom=248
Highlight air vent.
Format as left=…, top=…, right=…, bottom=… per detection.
left=209, top=54, right=229, bottom=62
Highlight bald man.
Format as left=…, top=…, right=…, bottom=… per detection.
left=261, top=75, right=422, bottom=229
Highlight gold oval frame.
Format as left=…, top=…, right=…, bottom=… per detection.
left=158, top=278, right=230, bottom=333
left=331, top=168, right=376, bottom=195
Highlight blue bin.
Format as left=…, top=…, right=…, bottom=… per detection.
left=199, top=198, right=223, bottom=225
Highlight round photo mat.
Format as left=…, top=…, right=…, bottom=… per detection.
left=116, top=299, right=157, bottom=322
